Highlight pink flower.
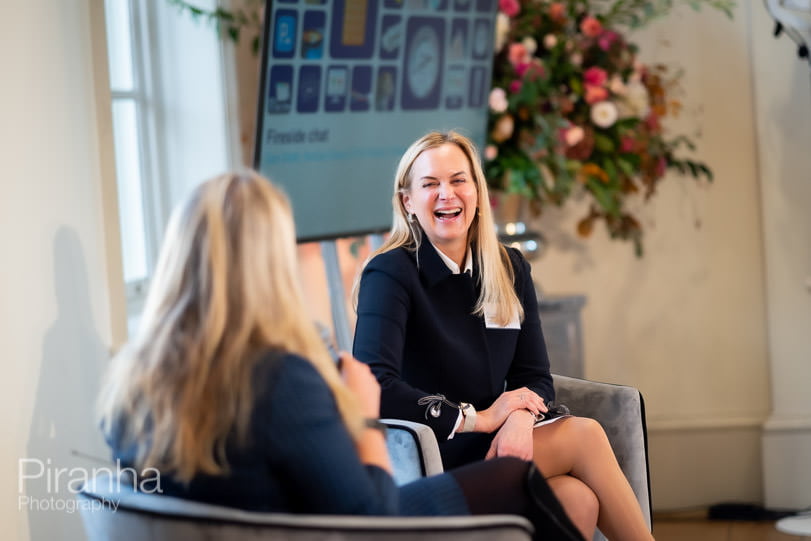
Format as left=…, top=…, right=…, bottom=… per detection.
left=485, top=145, right=498, bottom=161
left=499, top=0, right=520, bottom=18
left=583, top=66, right=608, bottom=87
left=524, top=60, right=545, bottom=81
left=549, top=2, right=566, bottom=22
left=598, top=31, right=620, bottom=51
left=508, top=43, right=529, bottom=66
left=514, top=62, right=530, bottom=77
left=584, top=85, right=608, bottom=104
left=563, top=126, right=585, bottom=147
left=509, top=79, right=523, bottom=93
left=489, top=87, right=508, bottom=113
left=620, top=136, right=636, bottom=153
left=580, top=16, right=603, bottom=38
left=543, top=34, right=557, bottom=49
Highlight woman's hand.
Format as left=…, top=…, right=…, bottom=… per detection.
left=485, top=409, right=536, bottom=460
left=339, top=353, right=381, bottom=419
left=476, top=387, right=547, bottom=433
left=339, top=353, right=392, bottom=473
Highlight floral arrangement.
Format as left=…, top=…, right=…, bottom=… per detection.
left=485, top=0, right=733, bottom=254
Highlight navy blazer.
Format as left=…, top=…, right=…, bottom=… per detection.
left=107, top=352, right=468, bottom=516
left=353, top=241, right=555, bottom=469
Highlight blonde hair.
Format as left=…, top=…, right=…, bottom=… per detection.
left=358, top=131, right=523, bottom=325
left=98, top=171, right=363, bottom=482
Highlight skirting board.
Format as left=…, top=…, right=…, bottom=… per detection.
left=648, top=424, right=763, bottom=511
left=762, top=418, right=811, bottom=509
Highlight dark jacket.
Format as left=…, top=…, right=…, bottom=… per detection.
left=353, top=241, right=554, bottom=469
left=107, top=352, right=467, bottom=516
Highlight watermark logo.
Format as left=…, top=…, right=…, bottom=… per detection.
left=18, top=458, right=162, bottom=514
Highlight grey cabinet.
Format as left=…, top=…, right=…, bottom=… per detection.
left=538, top=294, right=586, bottom=378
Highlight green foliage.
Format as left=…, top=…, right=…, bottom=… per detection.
left=166, top=0, right=264, bottom=55
left=597, top=0, right=735, bottom=28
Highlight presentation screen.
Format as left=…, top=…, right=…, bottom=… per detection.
left=254, top=0, right=498, bottom=241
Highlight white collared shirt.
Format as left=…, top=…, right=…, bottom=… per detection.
left=432, top=243, right=472, bottom=275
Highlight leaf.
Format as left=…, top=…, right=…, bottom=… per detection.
left=617, top=157, right=636, bottom=177
left=594, top=133, right=616, bottom=153
left=587, top=178, right=620, bottom=217
left=603, top=159, right=619, bottom=184
left=577, top=215, right=595, bottom=237
left=570, top=77, right=583, bottom=95
left=698, top=163, right=714, bottom=181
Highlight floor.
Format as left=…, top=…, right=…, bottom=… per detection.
left=653, top=512, right=810, bottom=541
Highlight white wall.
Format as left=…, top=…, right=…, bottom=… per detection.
left=533, top=4, right=772, bottom=509
left=1, top=1, right=241, bottom=536
left=749, top=2, right=811, bottom=509
left=0, top=1, right=124, bottom=539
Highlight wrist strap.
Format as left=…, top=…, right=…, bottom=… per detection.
left=460, top=403, right=477, bottom=432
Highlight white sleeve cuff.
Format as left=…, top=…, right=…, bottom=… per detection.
left=447, top=410, right=464, bottom=440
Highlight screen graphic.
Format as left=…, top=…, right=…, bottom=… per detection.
left=255, top=0, right=498, bottom=241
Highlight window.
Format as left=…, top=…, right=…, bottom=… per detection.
left=104, top=0, right=154, bottom=293
left=103, top=0, right=236, bottom=333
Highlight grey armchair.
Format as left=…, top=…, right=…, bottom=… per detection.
left=77, top=475, right=532, bottom=540
left=383, top=375, right=652, bottom=541
left=77, top=377, right=648, bottom=541
left=76, top=420, right=533, bottom=541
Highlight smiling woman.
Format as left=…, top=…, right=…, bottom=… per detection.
left=353, top=131, right=655, bottom=540
left=402, top=143, right=479, bottom=268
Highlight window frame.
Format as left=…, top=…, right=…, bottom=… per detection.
left=104, top=0, right=239, bottom=324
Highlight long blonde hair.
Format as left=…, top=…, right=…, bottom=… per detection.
left=98, top=171, right=363, bottom=482
left=358, top=131, right=523, bottom=325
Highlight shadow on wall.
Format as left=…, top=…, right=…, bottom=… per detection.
left=23, top=227, right=110, bottom=541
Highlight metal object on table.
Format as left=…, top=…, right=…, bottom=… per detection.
left=496, top=220, right=546, bottom=260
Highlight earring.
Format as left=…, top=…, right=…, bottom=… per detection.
left=409, top=213, right=416, bottom=222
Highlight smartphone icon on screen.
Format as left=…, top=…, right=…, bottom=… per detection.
left=273, top=10, right=297, bottom=58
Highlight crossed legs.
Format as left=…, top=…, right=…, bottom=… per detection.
left=546, top=474, right=598, bottom=539
left=534, top=417, right=653, bottom=541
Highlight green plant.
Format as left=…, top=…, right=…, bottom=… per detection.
left=167, top=0, right=264, bottom=54
left=486, top=0, right=733, bottom=255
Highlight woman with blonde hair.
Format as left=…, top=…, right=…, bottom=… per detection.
left=97, top=171, right=584, bottom=538
left=353, top=131, right=653, bottom=540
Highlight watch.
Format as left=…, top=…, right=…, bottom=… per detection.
left=460, top=403, right=477, bottom=432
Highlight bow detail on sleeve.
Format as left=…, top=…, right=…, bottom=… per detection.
left=416, top=394, right=461, bottom=419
